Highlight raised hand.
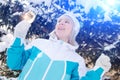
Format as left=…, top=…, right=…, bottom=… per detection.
left=95, top=54, right=111, bottom=73
left=21, top=11, right=36, bottom=23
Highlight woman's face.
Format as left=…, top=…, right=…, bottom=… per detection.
left=55, top=15, right=74, bottom=41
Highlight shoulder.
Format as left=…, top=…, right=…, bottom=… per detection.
left=25, top=38, right=51, bottom=50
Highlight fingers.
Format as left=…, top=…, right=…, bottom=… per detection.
left=25, top=11, right=35, bottom=19
left=21, top=11, right=36, bottom=23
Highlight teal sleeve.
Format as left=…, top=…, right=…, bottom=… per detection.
left=80, top=67, right=104, bottom=80
left=71, top=63, right=79, bottom=80
left=6, top=38, right=32, bottom=70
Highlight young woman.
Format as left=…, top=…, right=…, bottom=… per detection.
left=6, top=11, right=111, bottom=80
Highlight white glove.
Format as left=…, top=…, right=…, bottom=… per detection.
left=14, top=20, right=31, bottom=39
left=13, top=11, right=36, bottom=45
left=95, top=54, right=111, bottom=73
left=21, top=11, right=36, bottom=24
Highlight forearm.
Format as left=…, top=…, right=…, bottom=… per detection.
left=6, top=38, right=28, bottom=70
left=6, top=12, right=36, bottom=70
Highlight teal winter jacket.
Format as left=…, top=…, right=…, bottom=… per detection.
left=7, top=38, right=104, bottom=80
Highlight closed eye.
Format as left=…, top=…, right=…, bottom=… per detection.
left=65, top=20, right=69, bottom=23
left=58, top=19, right=62, bottom=23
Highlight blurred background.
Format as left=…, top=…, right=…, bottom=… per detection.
left=0, top=0, right=120, bottom=80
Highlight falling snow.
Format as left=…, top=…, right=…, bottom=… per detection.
left=0, top=0, right=120, bottom=80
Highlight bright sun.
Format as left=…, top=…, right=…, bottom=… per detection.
left=105, top=0, right=116, bottom=6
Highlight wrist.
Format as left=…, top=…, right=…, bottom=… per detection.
left=10, top=37, right=24, bottom=47
left=93, top=66, right=105, bottom=77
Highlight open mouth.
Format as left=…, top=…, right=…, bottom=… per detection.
left=58, top=28, right=65, bottom=30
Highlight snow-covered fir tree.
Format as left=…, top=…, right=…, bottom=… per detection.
left=0, top=0, right=120, bottom=79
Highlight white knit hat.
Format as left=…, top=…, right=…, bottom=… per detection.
left=50, top=12, right=82, bottom=47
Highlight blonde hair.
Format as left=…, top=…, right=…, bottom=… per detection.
left=50, top=12, right=82, bottom=47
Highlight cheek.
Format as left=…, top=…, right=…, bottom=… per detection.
left=68, top=29, right=72, bottom=35
left=55, top=24, right=59, bottom=30
left=55, top=26, right=59, bottom=32
left=66, top=26, right=73, bottom=33
left=54, top=26, right=60, bottom=35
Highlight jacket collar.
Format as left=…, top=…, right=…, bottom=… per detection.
left=49, top=31, right=78, bottom=50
